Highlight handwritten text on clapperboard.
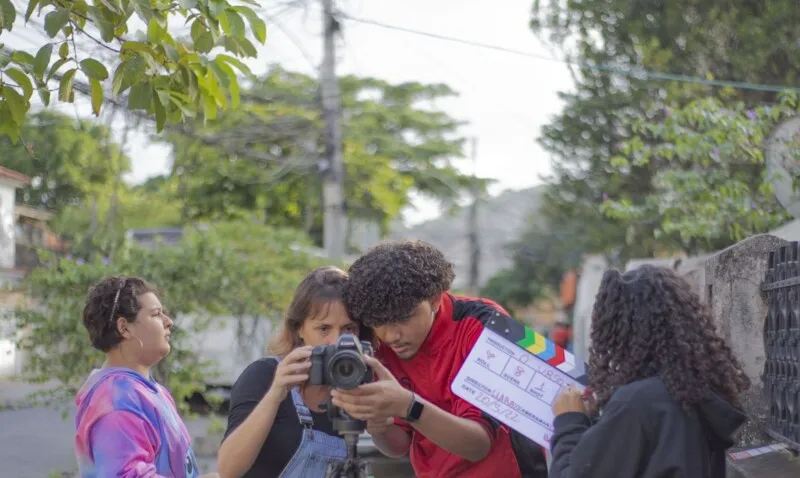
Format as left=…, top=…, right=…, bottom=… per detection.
left=451, top=329, right=584, bottom=446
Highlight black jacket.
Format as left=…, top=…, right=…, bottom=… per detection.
left=549, top=376, right=746, bottom=478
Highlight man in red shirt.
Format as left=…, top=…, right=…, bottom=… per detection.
left=331, top=240, right=547, bottom=478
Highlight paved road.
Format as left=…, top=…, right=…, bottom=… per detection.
left=0, top=404, right=78, bottom=477
left=0, top=379, right=412, bottom=477
left=0, top=404, right=218, bottom=477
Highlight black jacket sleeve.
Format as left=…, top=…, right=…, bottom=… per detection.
left=549, top=398, right=649, bottom=478
left=223, top=358, right=278, bottom=440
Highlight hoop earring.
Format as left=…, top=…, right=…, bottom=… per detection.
left=120, top=335, right=145, bottom=367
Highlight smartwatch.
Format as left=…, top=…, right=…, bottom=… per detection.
left=405, top=392, right=424, bottom=423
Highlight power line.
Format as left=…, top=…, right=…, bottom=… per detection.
left=342, top=14, right=800, bottom=94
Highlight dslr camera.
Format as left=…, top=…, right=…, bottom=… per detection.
left=309, top=333, right=374, bottom=390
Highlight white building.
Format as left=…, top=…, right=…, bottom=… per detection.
left=0, top=166, right=31, bottom=377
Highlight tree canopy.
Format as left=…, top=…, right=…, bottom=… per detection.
left=602, top=93, right=799, bottom=248
left=530, top=0, right=800, bottom=257
left=153, top=66, right=481, bottom=248
left=13, top=220, right=325, bottom=411
left=483, top=0, right=800, bottom=311
left=0, top=110, right=128, bottom=212
left=0, top=0, right=267, bottom=142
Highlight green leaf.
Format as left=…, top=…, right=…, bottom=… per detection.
left=178, top=0, right=197, bottom=8
left=147, top=17, right=169, bottom=45
left=155, top=88, right=170, bottom=107
left=212, top=57, right=238, bottom=107
left=127, top=81, right=153, bottom=111
left=207, top=61, right=229, bottom=88
left=58, top=67, right=76, bottom=102
left=228, top=72, right=239, bottom=108
left=207, top=0, right=226, bottom=17
left=132, top=0, right=154, bottom=22
left=234, top=37, right=258, bottom=57
left=120, top=41, right=153, bottom=55
left=90, top=78, right=102, bottom=116
left=33, top=43, right=53, bottom=79
left=227, top=11, right=246, bottom=38
left=4, top=67, right=33, bottom=98
left=169, top=92, right=195, bottom=118
left=59, top=42, right=69, bottom=59
left=0, top=112, right=21, bottom=143
left=215, top=54, right=252, bottom=77
left=44, top=8, right=70, bottom=38
left=190, top=18, right=205, bottom=43
left=164, top=44, right=180, bottom=63
left=11, top=51, right=35, bottom=66
left=36, top=85, right=50, bottom=105
left=111, top=56, right=146, bottom=96
left=79, top=58, right=109, bottom=81
left=235, top=6, right=266, bottom=44
left=0, top=0, right=16, bottom=30
left=111, top=64, right=127, bottom=96
left=153, top=87, right=166, bottom=132
left=46, top=57, right=68, bottom=82
left=203, top=92, right=217, bottom=121
left=3, top=86, right=26, bottom=124
left=194, top=32, right=213, bottom=53
left=89, top=6, right=116, bottom=42
left=24, top=0, right=38, bottom=22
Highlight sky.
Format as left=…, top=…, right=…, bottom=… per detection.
left=5, top=0, right=574, bottom=225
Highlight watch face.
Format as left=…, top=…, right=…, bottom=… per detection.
left=408, top=399, right=424, bottom=421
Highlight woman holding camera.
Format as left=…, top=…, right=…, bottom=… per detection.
left=217, top=266, right=372, bottom=478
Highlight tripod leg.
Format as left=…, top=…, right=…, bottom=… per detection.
left=325, top=461, right=343, bottom=478
left=357, top=460, right=374, bottom=478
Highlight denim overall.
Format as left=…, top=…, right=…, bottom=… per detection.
left=275, top=365, right=348, bottom=477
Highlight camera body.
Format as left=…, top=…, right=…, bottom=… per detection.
left=309, top=333, right=374, bottom=390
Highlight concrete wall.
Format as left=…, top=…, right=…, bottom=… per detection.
left=571, top=255, right=608, bottom=362
left=704, top=234, right=788, bottom=446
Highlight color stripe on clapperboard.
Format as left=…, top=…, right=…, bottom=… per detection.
left=487, top=313, right=588, bottom=384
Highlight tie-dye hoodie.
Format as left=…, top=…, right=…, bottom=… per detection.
left=74, top=367, right=200, bottom=478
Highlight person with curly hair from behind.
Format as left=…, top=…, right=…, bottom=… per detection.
left=330, top=240, right=547, bottom=478
left=549, top=265, right=750, bottom=478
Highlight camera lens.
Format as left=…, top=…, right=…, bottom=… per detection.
left=328, top=351, right=366, bottom=390
left=336, top=361, right=355, bottom=379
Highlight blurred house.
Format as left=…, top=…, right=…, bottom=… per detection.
left=0, top=166, right=68, bottom=377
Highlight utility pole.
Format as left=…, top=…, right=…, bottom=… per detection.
left=467, top=137, right=480, bottom=296
left=320, top=0, right=347, bottom=260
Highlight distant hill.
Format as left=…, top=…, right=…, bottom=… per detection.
left=390, top=185, right=545, bottom=290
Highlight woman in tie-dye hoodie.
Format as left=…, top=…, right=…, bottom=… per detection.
left=74, top=275, right=218, bottom=478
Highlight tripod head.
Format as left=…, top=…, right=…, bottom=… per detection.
left=321, top=398, right=374, bottom=478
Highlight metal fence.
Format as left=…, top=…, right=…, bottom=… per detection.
left=762, top=242, right=800, bottom=450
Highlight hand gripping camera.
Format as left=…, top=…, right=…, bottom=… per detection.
left=309, top=334, right=376, bottom=477
left=309, top=333, right=374, bottom=390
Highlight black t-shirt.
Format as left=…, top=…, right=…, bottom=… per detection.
left=549, top=376, right=747, bottom=478
left=222, top=357, right=337, bottom=478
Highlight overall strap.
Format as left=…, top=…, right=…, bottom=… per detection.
left=290, top=387, right=315, bottom=429
left=265, top=356, right=315, bottom=429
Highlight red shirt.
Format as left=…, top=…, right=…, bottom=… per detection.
left=377, top=293, right=522, bottom=478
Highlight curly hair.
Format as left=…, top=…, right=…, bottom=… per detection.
left=82, top=276, right=160, bottom=352
left=343, top=240, right=455, bottom=327
left=589, top=265, right=749, bottom=410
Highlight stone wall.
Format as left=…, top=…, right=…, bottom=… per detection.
left=703, top=234, right=788, bottom=446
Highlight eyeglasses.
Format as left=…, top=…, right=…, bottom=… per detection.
left=109, top=278, right=127, bottom=323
